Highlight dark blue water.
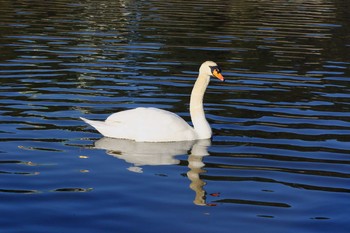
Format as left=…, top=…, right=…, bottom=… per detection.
left=1, top=0, right=350, bottom=232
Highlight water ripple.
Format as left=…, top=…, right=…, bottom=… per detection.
left=0, top=0, right=350, bottom=232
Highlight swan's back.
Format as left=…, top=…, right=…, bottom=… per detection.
left=83, top=107, right=196, bottom=142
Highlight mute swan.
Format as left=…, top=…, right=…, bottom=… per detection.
left=80, top=61, right=224, bottom=142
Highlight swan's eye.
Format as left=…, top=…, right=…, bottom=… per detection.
left=212, top=68, right=221, bottom=76
left=210, top=66, right=221, bottom=74
left=210, top=66, right=224, bottom=81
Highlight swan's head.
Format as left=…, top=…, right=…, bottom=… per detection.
left=199, top=61, right=224, bottom=81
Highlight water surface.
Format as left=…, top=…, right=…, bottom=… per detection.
left=1, top=0, right=350, bottom=232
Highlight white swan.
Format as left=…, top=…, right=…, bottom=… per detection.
left=80, top=61, right=224, bottom=142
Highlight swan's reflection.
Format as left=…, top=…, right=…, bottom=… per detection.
left=94, top=137, right=211, bottom=205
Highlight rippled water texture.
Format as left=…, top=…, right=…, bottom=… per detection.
left=1, top=0, right=350, bottom=232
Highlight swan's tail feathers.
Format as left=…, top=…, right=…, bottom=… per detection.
left=80, top=117, right=116, bottom=137
left=80, top=117, right=90, bottom=124
left=80, top=117, right=102, bottom=127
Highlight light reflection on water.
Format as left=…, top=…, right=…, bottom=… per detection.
left=0, top=0, right=350, bottom=232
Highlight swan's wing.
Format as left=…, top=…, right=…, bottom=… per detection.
left=106, top=107, right=196, bottom=142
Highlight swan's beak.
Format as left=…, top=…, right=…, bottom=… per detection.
left=212, top=69, right=225, bottom=81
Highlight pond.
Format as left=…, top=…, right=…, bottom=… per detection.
left=1, top=0, right=350, bottom=232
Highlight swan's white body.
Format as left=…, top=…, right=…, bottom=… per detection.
left=81, top=61, right=224, bottom=142
left=82, top=107, right=196, bottom=142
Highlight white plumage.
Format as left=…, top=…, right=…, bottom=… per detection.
left=81, top=107, right=196, bottom=142
left=81, top=61, right=224, bottom=142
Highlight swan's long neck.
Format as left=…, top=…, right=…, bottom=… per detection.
left=190, top=73, right=212, bottom=139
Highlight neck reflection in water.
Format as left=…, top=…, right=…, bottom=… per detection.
left=94, top=138, right=211, bottom=206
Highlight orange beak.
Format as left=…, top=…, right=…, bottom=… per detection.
left=213, top=69, right=224, bottom=81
